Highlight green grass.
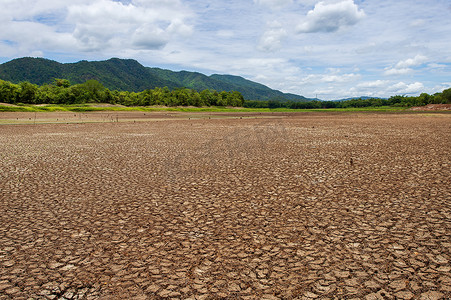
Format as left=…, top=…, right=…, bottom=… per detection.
left=0, top=105, right=37, bottom=112
left=0, top=103, right=412, bottom=113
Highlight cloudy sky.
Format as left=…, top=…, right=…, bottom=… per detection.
left=1, top=0, right=450, bottom=99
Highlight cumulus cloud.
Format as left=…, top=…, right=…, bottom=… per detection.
left=167, top=19, right=193, bottom=36
left=357, top=80, right=390, bottom=89
left=0, top=0, right=193, bottom=55
left=431, top=82, right=451, bottom=94
left=258, top=22, right=287, bottom=52
left=131, top=26, right=169, bottom=50
left=395, top=54, right=428, bottom=69
left=348, top=80, right=426, bottom=98
left=384, top=54, right=428, bottom=76
left=388, top=81, right=424, bottom=94
left=67, top=0, right=193, bottom=51
left=296, top=0, right=365, bottom=33
left=384, top=68, right=413, bottom=76
left=0, top=1, right=78, bottom=55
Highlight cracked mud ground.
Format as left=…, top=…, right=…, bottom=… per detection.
left=0, top=112, right=450, bottom=299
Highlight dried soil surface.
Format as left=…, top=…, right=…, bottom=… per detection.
left=410, top=104, right=451, bottom=111
left=0, top=112, right=450, bottom=299
left=0, top=111, right=285, bottom=125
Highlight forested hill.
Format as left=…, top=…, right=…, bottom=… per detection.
left=0, top=57, right=309, bottom=101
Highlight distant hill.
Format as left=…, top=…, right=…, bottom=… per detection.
left=335, top=96, right=387, bottom=101
left=209, top=74, right=308, bottom=102
left=0, top=57, right=309, bottom=101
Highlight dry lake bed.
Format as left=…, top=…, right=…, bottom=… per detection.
left=0, top=111, right=450, bottom=299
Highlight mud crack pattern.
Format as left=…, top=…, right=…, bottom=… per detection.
left=0, top=112, right=450, bottom=299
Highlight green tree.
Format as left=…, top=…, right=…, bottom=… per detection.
left=211, top=91, right=220, bottom=106
left=217, top=91, right=228, bottom=106
left=0, top=80, right=19, bottom=104
left=151, top=87, right=164, bottom=105
left=200, top=90, right=213, bottom=106
left=191, top=91, right=202, bottom=107
left=17, top=82, right=39, bottom=104
left=173, top=88, right=190, bottom=106
left=53, top=78, right=71, bottom=88
left=416, top=93, right=431, bottom=106
left=229, top=91, right=244, bottom=106
left=441, top=88, right=451, bottom=103
left=80, top=80, right=105, bottom=103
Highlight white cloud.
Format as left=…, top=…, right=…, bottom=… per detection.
left=254, top=0, right=293, bottom=8
left=67, top=0, right=193, bottom=51
left=427, top=63, right=447, bottom=69
left=216, top=30, right=235, bottom=38
left=395, top=54, right=427, bottom=69
left=384, top=54, right=428, bottom=76
left=258, top=22, right=287, bottom=52
left=0, top=0, right=71, bottom=20
left=296, top=0, right=365, bottom=33
left=322, top=73, right=360, bottom=82
left=0, top=0, right=193, bottom=54
left=404, top=82, right=424, bottom=94
left=357, top=80, right=390, bottom=88
left=410, top=19, right=426, bottom=27
left=300, top=72, right=360, bottom=84
left=384, top=68, right=413, bottom=76
left=388, top=82, right=424, bottom=94
left=346, top=80, right=427, bottom=98
left=0, top=1, right=79, bottom=55
left=431, top=82, right=451, bottom=94
left=131, top=26, right=169, bottom=50
left=167, top=19, right=193, bottom=36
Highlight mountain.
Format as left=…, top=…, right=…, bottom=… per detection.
left=0, top=57, right=309, bottom=101
left=0, top=57, right=64, bottom=86
left=0, top=57, right=178, bottom=91
left=210, top=74, right=308, bottom=101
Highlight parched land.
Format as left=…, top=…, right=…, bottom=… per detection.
left=0, top=111, right=450, bottom=299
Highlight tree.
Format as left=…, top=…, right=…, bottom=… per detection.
left=416, top=93, right=431, bottom=106
left=217, top=91, right=228, bottom=106
left=200, top=90, right=213, bottom=106
left=0, top=77, right=242, bottom=108
left=17, top=82, right=38, bottom=104
left=229, top=91, right=244, bottom=107
left=211, top=91, right=220, bottom=106
left=173, top=88, right=190, bottom=106
left=441, top=88, right=451, bottom=103
left=54, top=78, right=70, bottom=88
left=191, top=91, right=202, bottom=107
left=80, top=80, right=105, bottom=103
left=0, top=80, right=19, bottom=104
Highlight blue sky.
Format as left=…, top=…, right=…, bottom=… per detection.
left=0, top=0, right=450, bottom=100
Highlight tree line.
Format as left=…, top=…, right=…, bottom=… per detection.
left=244, top=89, right=451, bottom=109
left=0, top=79, right=245, bottom=107
left=1, top=78, right=449, bottom=109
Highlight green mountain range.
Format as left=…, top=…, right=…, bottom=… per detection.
left=0, top=57, right=309, bottom=101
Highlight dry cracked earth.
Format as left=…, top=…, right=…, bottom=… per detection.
left=0, top=112, right=450, bottom=299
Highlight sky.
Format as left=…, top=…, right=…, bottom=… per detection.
left=1, top=0, right=450, bottom=100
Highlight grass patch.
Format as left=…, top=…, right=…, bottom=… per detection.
left=0, top=105, right=38, bottom=112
